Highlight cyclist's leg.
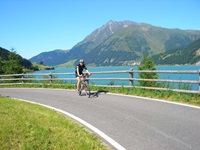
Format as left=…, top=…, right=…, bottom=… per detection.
left=76, top=76, right=81, bottom=90
left=76, top=76, right=82, bottom=96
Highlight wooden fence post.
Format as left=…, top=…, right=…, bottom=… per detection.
left=199, top=69, right=200, bottom=93
left=129, top=68, right=133, bottom=86
left=49, top=73, right=52, bottom=84
left=21, top=73, right=24, bottom=83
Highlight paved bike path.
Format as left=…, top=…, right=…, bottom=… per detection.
left=0, top=88, right=200, bottom=150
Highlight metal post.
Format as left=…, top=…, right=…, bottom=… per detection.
left=129, top=68, right=133, bottom=86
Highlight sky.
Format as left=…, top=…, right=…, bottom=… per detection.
left=0, top=0, right=200, bottom=59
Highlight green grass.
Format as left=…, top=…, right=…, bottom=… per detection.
left=0, top=96, right=109, bottom=150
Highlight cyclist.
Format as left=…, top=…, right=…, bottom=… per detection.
left=75, top=59, right=90, bottom=91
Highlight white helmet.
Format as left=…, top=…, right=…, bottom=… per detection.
left=79, top=59, right=84, bottom=63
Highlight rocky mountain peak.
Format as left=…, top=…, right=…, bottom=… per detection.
left=82, top=20, right=136, bottom=44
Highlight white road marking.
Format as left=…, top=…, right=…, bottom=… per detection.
left=107, top=93, right=200, bottom=110
left=13, top=98, right=126, bottom=150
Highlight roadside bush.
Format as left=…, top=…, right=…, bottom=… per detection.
left=138, top=56, right=158, bottom=87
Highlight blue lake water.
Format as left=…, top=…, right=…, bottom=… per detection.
left=31, top=65, right=200, bottom=91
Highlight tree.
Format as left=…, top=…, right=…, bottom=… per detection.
left=0, top=57, right=3, bottom=74
left=138, top=56, right=158, bottom=87
left=2, top=51, right=23, bottom=74
left=39, top=61, right=44, bottom=65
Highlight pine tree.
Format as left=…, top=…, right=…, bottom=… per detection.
left=2, top=51, right=23, bottom=74
left=0, top=57, right=3, bottom=74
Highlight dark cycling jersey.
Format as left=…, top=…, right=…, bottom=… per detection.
left=75, top=64, right=87, bottom=77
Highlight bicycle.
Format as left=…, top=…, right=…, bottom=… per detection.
left=76, top=73, right=91, bottom=98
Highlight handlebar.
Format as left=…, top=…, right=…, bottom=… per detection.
left=80, top=73, right=91, bottom=78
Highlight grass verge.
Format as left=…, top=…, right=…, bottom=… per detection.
left=0, top=96, right=109, bottom=150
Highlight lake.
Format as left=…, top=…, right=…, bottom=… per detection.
left=32, top=65, right=200, bottom=91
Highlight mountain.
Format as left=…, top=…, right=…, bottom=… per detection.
left=30, top=49, right=69, bottom=66
left=152, top=38, right=200, bottom=65
left=29, top=20, right=200, bottom=66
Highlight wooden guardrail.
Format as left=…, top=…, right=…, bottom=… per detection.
left=0, top=69, right=200, bottom=94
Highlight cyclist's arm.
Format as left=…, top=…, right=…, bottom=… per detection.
left=85, top=68, right=90, bottom=75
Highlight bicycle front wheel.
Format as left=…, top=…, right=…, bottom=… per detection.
left=84, top=84, right=91, bottom=98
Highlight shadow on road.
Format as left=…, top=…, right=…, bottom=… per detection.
left=90, top=90, right=108, bottom=98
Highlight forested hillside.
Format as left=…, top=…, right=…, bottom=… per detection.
left=0, top=47, right=38, bottom=74
left=153, top=38, right=200, bottom=65
left=29, top=49, right=69, bottom=66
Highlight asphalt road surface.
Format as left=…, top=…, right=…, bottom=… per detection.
left=0, top=88, right=200, bottom=150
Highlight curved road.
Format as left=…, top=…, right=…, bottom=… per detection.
left=0, top=88, right=200, bottom=150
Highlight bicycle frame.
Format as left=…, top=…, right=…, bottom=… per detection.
left=78, top=73, right=91, bottom=98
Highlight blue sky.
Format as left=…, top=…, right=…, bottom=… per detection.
left=0, top=0, right=200, bottom=59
